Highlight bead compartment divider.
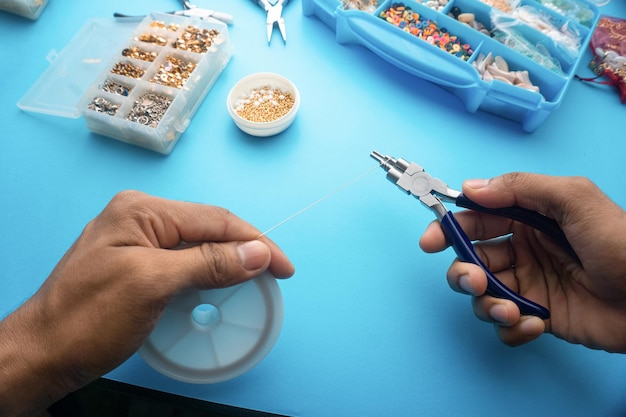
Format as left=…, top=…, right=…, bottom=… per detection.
left=79, top=12, right=232, bottom=154
left=303, top=0, right=599, bottom=131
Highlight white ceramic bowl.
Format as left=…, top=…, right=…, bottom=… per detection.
left=226, top=72, right=300, bottom=137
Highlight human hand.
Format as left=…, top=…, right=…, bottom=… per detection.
left=0, top=191, right=294, bottom=416
left=419, top=173, right=626, bottom=352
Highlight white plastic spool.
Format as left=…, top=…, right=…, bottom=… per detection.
left=139, top=272, right=283, bottom=383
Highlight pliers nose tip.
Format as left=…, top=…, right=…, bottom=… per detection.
left=266, top=24, right=273, bottom=44
left=370, top=150, right=386, bottom=164
left=266, top=20, right=287, bottom=44
left=278, top=20, right=287, bottom=42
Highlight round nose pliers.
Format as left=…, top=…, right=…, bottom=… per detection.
left=371, top=151, right=581, bottom=320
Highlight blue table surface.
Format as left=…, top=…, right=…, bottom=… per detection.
left=2, top=1, right=626, bottom=415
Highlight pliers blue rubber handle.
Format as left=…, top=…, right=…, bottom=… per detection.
left=371, top=151, right=580, bottom=320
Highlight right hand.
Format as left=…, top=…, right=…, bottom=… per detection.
left=419, top=173, right=626, bottom=352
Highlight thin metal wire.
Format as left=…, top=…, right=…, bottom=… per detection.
left=257, top=166, right=378, bottom=238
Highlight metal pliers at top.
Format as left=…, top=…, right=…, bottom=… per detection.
left=254, top=0, right=288, bottom=44
left=173, top=7, right=234, bottom=24
left=175, top=0, right=233, bottom=24
left=114, top=0, right=233, bottom=25
left=371, top=151, right=581, bottom=320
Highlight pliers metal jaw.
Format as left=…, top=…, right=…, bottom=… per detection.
left=371, top=151, right=460, bottom=220
left=371, top=150, right=582, bottom=320
left=257, top=0, right=287, bottom=44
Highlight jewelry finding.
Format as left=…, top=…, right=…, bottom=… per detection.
left=87, top=97, right=120, bottom=116
left=126, top=93, right=173, bottom=128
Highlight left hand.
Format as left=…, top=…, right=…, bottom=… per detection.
left=0, top=191, right=295, bottom=416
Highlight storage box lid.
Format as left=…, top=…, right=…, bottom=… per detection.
left=17, top=17, right=139, bottom=118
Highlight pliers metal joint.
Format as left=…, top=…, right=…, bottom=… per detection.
left=371, top=151, right=581, bottom=320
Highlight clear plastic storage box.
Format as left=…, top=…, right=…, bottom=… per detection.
left=19, top=12, right=233, bottom=154
left=0, top=0, right=49, bottom=19
left=303, top=0, right=600, bottom=131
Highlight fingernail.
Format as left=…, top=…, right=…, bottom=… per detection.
left=237, top=241, right=270, bottom=271
left=489, top=304, right=509, bottom=324
left=458, top=274, right=473, bottom=294
left=464, top=179, right=489, bottom=189
left=519, top=316, right=544, bottom=335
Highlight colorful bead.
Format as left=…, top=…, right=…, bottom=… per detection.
left=379, top=3, right=473, bottom=61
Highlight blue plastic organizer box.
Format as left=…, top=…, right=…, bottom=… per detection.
left=302, top=0, right=600, bottom=131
